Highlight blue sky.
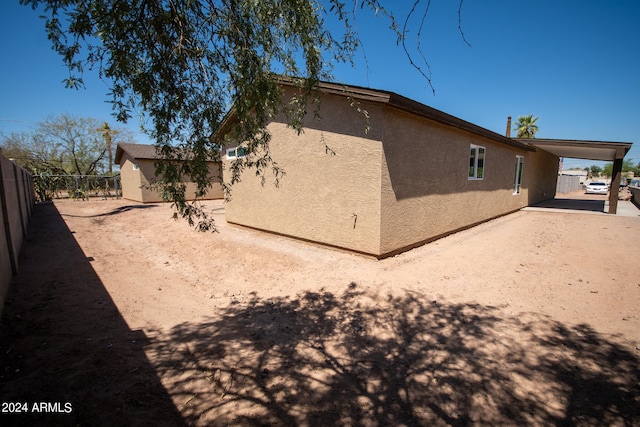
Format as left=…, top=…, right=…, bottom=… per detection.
left=1, top=0, right=639, bottom=169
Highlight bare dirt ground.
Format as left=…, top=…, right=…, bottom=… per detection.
left=1, top=192, right=639, bottom=426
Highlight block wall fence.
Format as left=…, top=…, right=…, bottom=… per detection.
left=0, top=154, right=35, bottom=317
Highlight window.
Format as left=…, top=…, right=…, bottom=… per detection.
left=513, top=155, right=524, bottom=194
left=226, top=146, right=248, bottom=160
left=469, top=144, right=485, bottom=180
left=132, top=163, right=139, bottom=170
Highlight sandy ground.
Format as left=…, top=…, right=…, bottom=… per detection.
left=1, top=193, right=639, bottom=426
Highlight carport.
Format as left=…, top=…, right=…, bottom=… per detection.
left=517, top=138, right=633, bottom=214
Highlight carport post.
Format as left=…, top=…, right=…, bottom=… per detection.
left=608, top=157, right=623, bottom=214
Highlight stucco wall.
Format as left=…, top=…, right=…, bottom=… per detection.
left=524, top=147, right=559, bottom=204
left=379, top=108, right=533, bottom=256
left=223, top=89, right=559, bottom=257
left=120, top=154, right=224, bottom=203
left=224, top=97, right=384, bottom=255
left=119, top=153, right=145, bottom=202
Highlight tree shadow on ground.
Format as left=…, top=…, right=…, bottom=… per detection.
left=149, top=284, right=639, bottom=426
left=60, top=203, right=159, bottom=218
left=0, top=202, right=184, bottom=426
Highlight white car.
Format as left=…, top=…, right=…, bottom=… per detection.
left=585, top=182, right=609, bottom=194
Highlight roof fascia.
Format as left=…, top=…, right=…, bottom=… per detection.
left=518, top=138, right=633, bottom=160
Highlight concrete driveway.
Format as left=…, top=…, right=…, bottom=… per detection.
left=525, top=191, right=640, bottom=217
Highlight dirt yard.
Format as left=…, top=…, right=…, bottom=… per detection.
left=1, top=194, right=639, bottom=426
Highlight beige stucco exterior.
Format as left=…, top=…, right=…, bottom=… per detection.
left=224, top=100, right=385, bottom=255
left=378, top=107, right=559, bottom=255
left=223, top=86, right=559, bottom=257
left=117, top=145, right=223, bottom=203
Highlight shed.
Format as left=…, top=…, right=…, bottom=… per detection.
left=115, top=143, right=223, bottom=203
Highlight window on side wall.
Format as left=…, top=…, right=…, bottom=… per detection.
left=132, top=163, right=139, bottom=170
left=468, top=144, right=485, bottom=180
left=226, top=146, right=248, bottom=160
left=513, top=155, right=524, bottom=194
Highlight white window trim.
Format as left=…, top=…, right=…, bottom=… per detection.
left=226, top=146, right=247, bottom=160
left=468, top=144, right=486, bottom=180
left=132, top=163, right=139, bottom=170
left=513, top=155, right=524, bottom=195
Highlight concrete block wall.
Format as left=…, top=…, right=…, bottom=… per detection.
left=0, top=154, right=34, bottom=318
left=629, top=186, right=640, bottom=209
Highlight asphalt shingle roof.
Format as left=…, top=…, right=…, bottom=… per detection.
left=114, top=143, right=158, bottom=164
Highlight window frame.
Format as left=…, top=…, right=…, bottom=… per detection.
left=225, top=146, right=247, bottom=160
left=513, top=155, right=524, bottom=195
left=468, top=144, right=486, bottom=180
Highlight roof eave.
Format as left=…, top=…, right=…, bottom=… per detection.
left=386, top=93, right=535, bottom=152
left=212, top=79, right=536, bottom=152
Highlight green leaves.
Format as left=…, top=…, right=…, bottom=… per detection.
left=23, top=0, right=452, bottom=230
left=514, top=114, right=540, bottom=139
left=0, top=113, right=129, bottom=179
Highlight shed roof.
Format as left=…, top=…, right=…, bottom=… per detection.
left=114, top=143, right=158, bottom=164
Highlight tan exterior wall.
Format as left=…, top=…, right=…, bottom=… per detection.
left=119, top=153, right=146, bottom=202
left=224, top=97, right=385, bottom=255
left=523, top=147, right=559, bottom=205
left=119, top=154, right=224, bottom=203
left=379, top=108, right=534, bottom=256
left=224, top=90, right=559, bottom=257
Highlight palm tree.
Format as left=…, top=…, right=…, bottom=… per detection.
left=514, top=114, right=539, bottom=138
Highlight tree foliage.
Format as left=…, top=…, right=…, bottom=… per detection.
left=21, top=0, right=467, bottom=229
left=601, top=159, right=638, bottom=179
left=589, top=165, right=602, bottom=177
left=0, top=113, right=127, bottom=176
left=514, top=114, right=539, bottom=139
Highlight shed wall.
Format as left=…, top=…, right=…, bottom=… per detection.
left=119, top=153, right=145, bottom=202
left=119, top=154, right=224, bottom=203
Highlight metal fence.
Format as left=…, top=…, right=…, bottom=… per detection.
left=32, top=174, right=121, bottom=202
left=556, top=175, right=582, bottom=194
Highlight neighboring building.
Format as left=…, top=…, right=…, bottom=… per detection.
left=115, top=143, right=223, bottom=203
left=216, top=81, right=559, bottom=258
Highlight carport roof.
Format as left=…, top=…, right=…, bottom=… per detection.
left=516, top=138, right=632, bottom=161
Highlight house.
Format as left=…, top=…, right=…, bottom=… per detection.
left=216, top=80, right=631, bottom=258
left=115, top=143, right=223, bottom=203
